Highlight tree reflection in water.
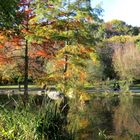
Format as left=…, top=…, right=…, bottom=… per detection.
left=114, top=95, right=140, bottom=137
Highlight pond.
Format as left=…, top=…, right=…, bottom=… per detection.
left=68, top=94, right=140, bottom=140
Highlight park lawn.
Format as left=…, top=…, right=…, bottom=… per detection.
left=0, top=85, right=39, bottom=89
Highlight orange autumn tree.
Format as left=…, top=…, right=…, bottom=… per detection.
left=0, top=30, right=23, bottom=83
left=0, top=0, right=57, bottom=102
left=0, top=0, right=33, bottom=102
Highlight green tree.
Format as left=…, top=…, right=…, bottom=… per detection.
left=102, top=19, right=140, bottom=38
left=103, top=19, right=131, bottom=38
left=30, top=0, right=103, bottom=97
left=0, top=0, right=21, bottom=28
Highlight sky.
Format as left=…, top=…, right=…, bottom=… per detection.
left=92, top=0, right=140, bottom=26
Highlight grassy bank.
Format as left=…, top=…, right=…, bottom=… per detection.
left=0, top=85, right=38, bottom=89
left=0, top=95, right=75, bottom=140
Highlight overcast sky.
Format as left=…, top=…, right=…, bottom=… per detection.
left=92, top=0, right=140, bottom=26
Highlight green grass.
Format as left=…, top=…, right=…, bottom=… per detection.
left=0, top=95, right=75, bottom=140
left=0, top=85, right=39, bottom=89
left=84, top=80, right=140, bottom=90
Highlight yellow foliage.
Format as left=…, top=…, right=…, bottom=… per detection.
left=106, top=35, right=134, bottom=43
left=80, top=93, right=90, bottom=101
left=79, top=118, right=89, bottom=128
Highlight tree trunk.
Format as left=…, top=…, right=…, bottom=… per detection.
left=64, top=54, right=68, bottom=73
left=23, top=39, right=29, bottom=104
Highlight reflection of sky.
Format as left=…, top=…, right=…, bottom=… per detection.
left=91, top=0, right=140, bottom=26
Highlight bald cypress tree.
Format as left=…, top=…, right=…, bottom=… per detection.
left=29, top=0, right=103, bottom=95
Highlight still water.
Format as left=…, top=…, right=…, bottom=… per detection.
left=68, top=94, right=140, bottom=140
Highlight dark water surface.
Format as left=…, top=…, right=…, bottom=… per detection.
left=69, top=95, right=140, bottom=140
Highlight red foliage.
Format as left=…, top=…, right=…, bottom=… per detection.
left=12, top=36, right=21, bottom=42
left=36, top=50, right=52, bottom=58
left=56, top=60, right=66, bottom=67
left=0, top=44, right=3, bottom=48
left=25, top=8, right=32, bottom=14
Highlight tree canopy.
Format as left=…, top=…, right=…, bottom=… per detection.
left=0, top=0, right=21, bottom=28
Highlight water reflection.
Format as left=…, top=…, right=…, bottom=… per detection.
left=69, top=94, right=140, bottom=139
left=114, top=95, right=140, bottom=138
